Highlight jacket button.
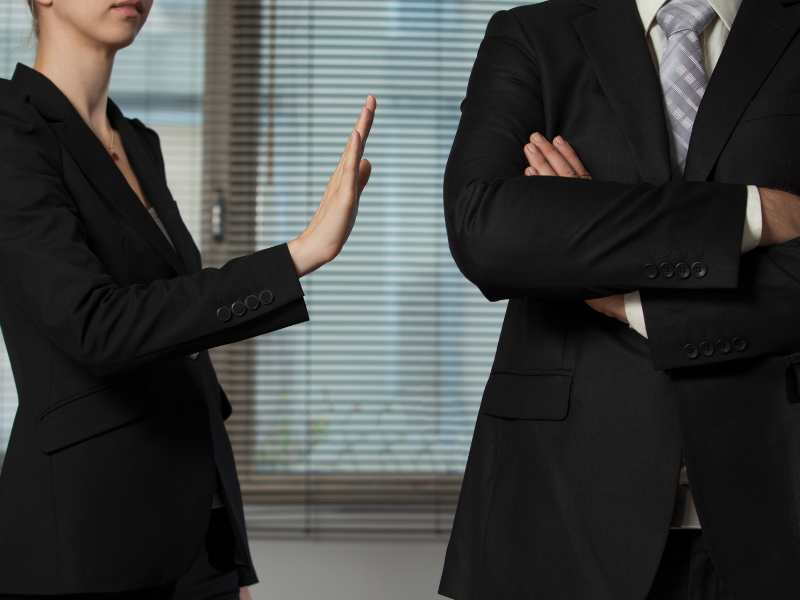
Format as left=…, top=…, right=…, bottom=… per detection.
left=231, top=300, right=247, bottom=317
left=245, top=294, right=260, bottom=310
left=732, top=336, right=748, bottom=352
left=699, top=340, right=714, bottom=357
left=216, top=306, right=232, bottom=322
left=259, top=289, right=275, bottom=306
left=684, top=343, right=699, bottom=359
left=189, top=352, right=199, bottom=360
left=658, top=262, right=675, bottom=279
left=644, top=264, right=659, bottom=279
left=715, top=338, right=731, bottom=354
left=691, top=261, right=708, bottom=278
left=675, top=262, right=691, bottom=279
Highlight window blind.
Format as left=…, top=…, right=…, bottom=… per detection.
left=203, top=0, right=523, bottom=539
left=0, top=0, right=207, bottom=466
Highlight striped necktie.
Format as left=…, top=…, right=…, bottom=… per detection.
left=656, top=0, right=718, bottom=174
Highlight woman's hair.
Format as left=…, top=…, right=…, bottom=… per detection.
left=26, top=0, right=38, bottom=39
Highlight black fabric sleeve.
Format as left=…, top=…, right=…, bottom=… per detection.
left=640, top=238, right=800, bottom=370
left=444, top=9, right=748, bottom=302
left=0, top=92, right=309, bottom=379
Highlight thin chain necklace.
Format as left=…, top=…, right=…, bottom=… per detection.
left=105, top=127, right=120, bottom=162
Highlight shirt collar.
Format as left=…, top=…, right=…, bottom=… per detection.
left=636, top=0, right=743, bottom=33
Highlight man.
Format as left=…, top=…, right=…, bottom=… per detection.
left=439, top=0, right=800, bottom=598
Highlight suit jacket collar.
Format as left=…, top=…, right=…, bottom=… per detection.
left=636, top=0, right=743, bottom=33
left=573, top=0, right=800, bottom=183
left=10, top=62, right=198, bottom=276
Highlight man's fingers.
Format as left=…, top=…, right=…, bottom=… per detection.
left=530, top=133, right=577, bottom=177
left=524, top=143, right=556, bottom=176
left=552, top=136, right=592, bottom=179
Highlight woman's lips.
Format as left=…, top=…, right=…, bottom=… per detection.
left=111, top=4, right=141, bottom=17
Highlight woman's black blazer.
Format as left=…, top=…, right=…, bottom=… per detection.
left=0, top=63, right=309, bottom=595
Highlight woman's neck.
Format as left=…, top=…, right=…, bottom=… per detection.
left=33, top=37, right=116, bottom=136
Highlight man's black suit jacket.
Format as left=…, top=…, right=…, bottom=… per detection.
left=0, top=63, right=310, bottom=594
left=439, top=1, right=800, bottom=599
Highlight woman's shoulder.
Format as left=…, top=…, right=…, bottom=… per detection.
left=0, top=78, right=62, bottom=169
left=0, top=78, right=39, bottom=129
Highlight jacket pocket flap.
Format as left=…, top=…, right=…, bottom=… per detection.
left=479, top=371, right=572, bottom=421
left=742, top=92, right=800, bottom=122
left=38, top=386, right=153, bottom=454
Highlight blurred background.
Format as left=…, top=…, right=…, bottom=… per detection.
left=0, top=1, right=528, bottom=598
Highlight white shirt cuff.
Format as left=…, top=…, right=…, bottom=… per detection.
left=741, top=185, right=763, bottom=253
left=623, top=290, right=648, bottom=339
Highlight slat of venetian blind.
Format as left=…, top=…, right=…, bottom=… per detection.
left=0, top=0, right=207, bottom=465
left=206, top=0, right=520, bottom=539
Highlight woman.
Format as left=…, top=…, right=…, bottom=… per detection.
left=0, top=1, right=376, bottom=598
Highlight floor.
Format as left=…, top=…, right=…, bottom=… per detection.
left=249, top=539, right=449, bottom=600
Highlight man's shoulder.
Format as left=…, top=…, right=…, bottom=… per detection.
left=488, top=0, right=595, bottom=35
left=509, top=0, right=594, bottom=20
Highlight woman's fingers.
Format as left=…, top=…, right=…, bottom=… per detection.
left=353, top=95, right=377, bottom=148
left=552, top=136, right=591, bottom=179
left=335, top=97, right=375, bottom=188
left=358, top=159, right=372, bottom=194
left=344, top=130, right=363, bottom=179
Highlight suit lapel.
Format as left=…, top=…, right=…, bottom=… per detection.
left=111, top=104, right=203, bottom=274
left=573, top=0, right=673, bottom=184
left=11, top=62, right=196, bottom=276
left=684, top=0, right=800, bottom=181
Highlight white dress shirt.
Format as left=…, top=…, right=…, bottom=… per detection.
left=622, top=0, right=762, bottom=529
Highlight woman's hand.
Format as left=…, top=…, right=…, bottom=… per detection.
left=287, top=96, right=377, bottom=277
left=523, top=132, right=627, bottom=325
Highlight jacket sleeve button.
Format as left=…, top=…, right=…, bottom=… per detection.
left=675, top=262, right=691, bottom=279
left=659, top=262, right=675, bottom=279
left=259, top=289, right=275, bottom=306
left=231, top=300, right=247, bottom=317
left=644, top=264, right=660, bottom=279
left=715, top=338, right=731, bottom=354
left=699, top=340, right=714, bottom=357
left=732, top=336, right=748, bottom=352
left=216, top=306, right=233, bottom=322
left=691, top=261, right=708, bottom=278
left=684, top=343, right=700, bottom=359
left=245, top=294, right=260, bottom=310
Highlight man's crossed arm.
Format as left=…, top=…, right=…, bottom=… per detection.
left=518, top=130, right=800, bottom=367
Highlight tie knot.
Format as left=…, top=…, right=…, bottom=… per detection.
left=656, top=0, right=717, bottom=38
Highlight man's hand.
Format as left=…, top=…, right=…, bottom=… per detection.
left=524, top=132, right=592, bottom=179
left=240, top=586, right=253, bottom=600
left=524, top=132, right=628, bottom=325
left=758, top=187, right=800, bottom=247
